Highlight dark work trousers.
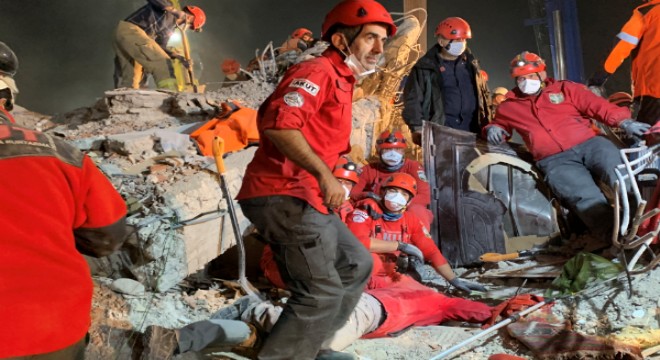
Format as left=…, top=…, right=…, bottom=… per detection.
left=8, top=335, right=86, bottom=360
left=536, top=136, right=623, bottom=241
left=239, top=195, right=373, bottom=360
left=635, top=95, right=660, bottom=126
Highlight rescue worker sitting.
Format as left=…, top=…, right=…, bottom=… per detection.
left=349, top=173, right=486, bottom=293
left=333, top=158, right=361, bottom=222
left=350, top=129, right=433, bottom=228
left=113, top=1, right=206, bottom=91
left=485, top=51, right=651, bottom=245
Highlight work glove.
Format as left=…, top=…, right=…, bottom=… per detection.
left=449, top=277, right=487, bottom=294
left=397, top=242, right=424, bottom=263
left=356, top=198, right=383, bottom=220
left=172, top=54, right=191, bottom=69
left=486, top=126, right=510, bottom=145
left=620, top=119, right=652, bottom=138
left=587, top=70, right=610, bottom=87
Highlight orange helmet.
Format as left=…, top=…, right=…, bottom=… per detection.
left=480, top=69, right=489, bottom=82
left=382, top=173, right=417, bottom=197
left=510, top=51, right=546, bottom=78
left=321, top=0, right=397, bottom=41
left=292, top=28, right=313, bottom=39
left=608, top=91, right=633, bottom=107
left=435, top=17, right=472, bottom=40
left=184, top=5, right=206, bottom=31
left=221, top=59, right=240, bottom=75
left=376, top=129, right=407, bottom=151
left=333, top=161, right=360, bottom=183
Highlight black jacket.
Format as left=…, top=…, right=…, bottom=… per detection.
left=402, top=44, right=492, bottom=133
left=125, top=0, right=178, bottom=52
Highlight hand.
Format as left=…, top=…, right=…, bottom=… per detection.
left=587, top=70, right=610, bottom=87
left=319, top=175, right=346, bottom=209
left=411, top=131, right=422, bottom=146
left=172, top=55, right=191, bottom=69
left=486, top=126, right=510, bottom=144
left=357, top=198, right=383, bottom=220
left=449, top=277, right=487, bottom=294
left=397, top=242, right=424, bottom=263
left=620, top=119, right=651, bottom=138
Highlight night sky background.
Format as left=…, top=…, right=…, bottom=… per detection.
left=0, top=0, right=638, bottom=115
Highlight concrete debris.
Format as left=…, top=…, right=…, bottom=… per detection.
left=109, top=278, right=146, bottom=296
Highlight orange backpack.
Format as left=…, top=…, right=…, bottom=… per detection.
left=189, top=101, right=259, bottom=156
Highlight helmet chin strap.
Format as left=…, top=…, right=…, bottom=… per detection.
left=444, top=39, right=453, bottom=51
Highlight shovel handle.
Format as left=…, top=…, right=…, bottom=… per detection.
left=212, top=136, right=226, bottom=174
left=480, top=252, right=520, bottom=262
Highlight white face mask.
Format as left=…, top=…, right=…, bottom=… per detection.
left=381, top=150, right=403, bottom=166
left=384, top=191, right=408, bottom=212
left=342, top=184, right=351, bottom=200
left=342, top=36, right=377, bottom=79
left=518, top=78, right=542, bottom=95
left=445, top=41, right=466, bottom=57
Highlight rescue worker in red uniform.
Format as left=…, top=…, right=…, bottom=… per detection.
left=235, top=1, right=397, bottom=359
left=350, top=129, right=433, bottom=228
left=348, top=173, right=486, bottom=293
left=588, top=0, right=660, bottom=125
left=0, top=122, right=128, bottom=358
left=486, top=51, right=650, bottom=244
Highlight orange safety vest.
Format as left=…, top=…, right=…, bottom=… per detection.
left=189, top=101, right=259, bottom=156
left=604, top=0, right=660, bottom=98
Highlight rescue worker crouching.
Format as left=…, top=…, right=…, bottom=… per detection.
left=348, top=173, right=487, bottom=294
left=350, top=129, right=433, bottom=228
left=113, top=1, right=206, bottom=91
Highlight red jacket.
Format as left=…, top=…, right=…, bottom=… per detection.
left=346, top=206, right=447, bottom=271
left=0, top=124, right=127, bottom=357
left=236, top=49, right=355, bottom=214
left=485, top=79, right=630, bottom=161
left=350, top=159, right=431, bottom=209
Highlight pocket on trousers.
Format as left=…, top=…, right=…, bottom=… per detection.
left=284, top=235, right=331, bottom=280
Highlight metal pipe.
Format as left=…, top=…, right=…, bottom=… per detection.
left=552, top=10, right=566, bottom=80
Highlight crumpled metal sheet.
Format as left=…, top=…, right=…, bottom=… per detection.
left=423, top=122, right=560, bottom=266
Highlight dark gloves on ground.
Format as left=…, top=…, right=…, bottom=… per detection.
left=449, top=277, right=487, bottom=294
left=397, top=242, right=424, bottom=263
left=587, top=70, right=610, bottom=87
left=486, top=126, right=510, bottom=145
left=620, top=119, right=651, bottom=138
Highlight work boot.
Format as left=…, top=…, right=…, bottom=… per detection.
left=315, top=349, right=356, bottom=360
left=141, top=325, right=179, bottom=360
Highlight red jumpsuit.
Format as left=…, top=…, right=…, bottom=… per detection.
left=0, top=123, right=127, bottom=357
left=350, top=159, right=433, bottom=227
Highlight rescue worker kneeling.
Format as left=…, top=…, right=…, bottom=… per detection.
left=348, top=172, right=485, bottom=293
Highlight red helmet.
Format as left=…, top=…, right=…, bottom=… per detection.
left=382, top=173, right=417, bottom=197
left=321, top=0, right=397, bottom=41
left=376, top=129, right=407, bottom=151
left=333, top=161, right=360, bottom=183
left=292, top=28, right=313, bottom=39
left=435, top=17, right=472, bottom=40
left=184, top=6, right=206, bottom=31
left=608, top=91, right=633, bottom=107
left=510, top=51, right=546, bottom=78
left=221, top=59, right=240, bottom=75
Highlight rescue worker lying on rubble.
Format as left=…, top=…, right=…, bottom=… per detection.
left=350, top=129, right=434, bottom=228
left=279, top=28, right=315, bottom=55
left=347, top=172, right=486, bottom=293
left=484, top=51, right=651, bottom=246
